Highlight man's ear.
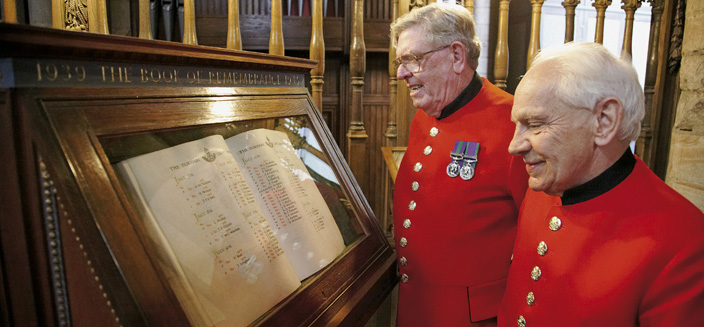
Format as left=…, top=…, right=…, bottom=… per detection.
left=593, top=96, right=624, bottom=146
left=450, top=41, right=467, bottom=73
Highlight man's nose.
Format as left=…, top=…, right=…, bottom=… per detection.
left=397, top=64, right=412, bottom=81
left=508, top=126, right=529, bottom=156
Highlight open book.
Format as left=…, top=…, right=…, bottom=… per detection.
left=116, top=129, right=346, bottom=327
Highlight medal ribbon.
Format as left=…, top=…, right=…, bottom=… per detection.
left=463, top=142, right=479, bottom=168
left=451, top=141, right=467, bottom=159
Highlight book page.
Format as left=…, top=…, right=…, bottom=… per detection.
left=226, top=129, right=346, bottom=280
left=117, top=135, right=300, bottom=327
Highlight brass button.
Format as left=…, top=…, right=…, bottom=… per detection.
left=526, top=291, right=535, bottom=306
left=408, top=200, right=416, bottom=210
left=549, top=216, right=562, bottom=231
left=414, top=162, right=423, bottom=172
left=430, top=127, right=439, bottom=137
left=399, top=256, right=407, bottom=266
left=399, top=237, right=408, bottom=247
left=411, top=181, right=420, bottom=191
left=401, top=273, right=409, bottom=283
left=537, top=241, right=548, bottom=256
left=423, top=146, right=433, bottom=155
left=403, top=219, right=411, bottom=229
left=531, top=266, right=541, bottom=281
left=517, top=315, right=526, bottom=327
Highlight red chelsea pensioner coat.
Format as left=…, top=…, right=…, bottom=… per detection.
left=394, top=78, right=529, bottom=326
left=498, top=158, right=704, bottom=327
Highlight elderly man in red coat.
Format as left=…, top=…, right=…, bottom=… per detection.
left=391, top=3, right=529, bottom=326
left=498, top=42, right=704, bottom=327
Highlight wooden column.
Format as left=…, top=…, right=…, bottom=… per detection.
left=592, top=0, right=612, bottom=44
left=562, top=0, right=580, bottom=43
left=52, top=0, right=63, bottom=29
left=3, top=0, right=17, bottom=23
left=527, top=0, right=546, bottom=70
left=464, top=0, right=475, bottom=16
left=348, top=0, right=369, bottom=196
left=86, top=0, right=109, bottom=33
left=386, top=0, right=400, bottom=149
left=270, top=0, right=285, bottom=55
left=230, top=0, right=242, bottom=50
left=382, top=0, right=400, bottom=237
left=227, top=0, right=243, bottom=50
left=636, top=0, right=665, bottom=166
left=621, top=0, right=642, bottom=58
left=494, top=0, right=510, bottom=90
left=310, top=0, right=325, bottom=111
left=183, top=0, right=198, bottom=45
left=138, top=0, right=151, bottom=39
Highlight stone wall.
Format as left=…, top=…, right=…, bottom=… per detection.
left=666, top=0, right=704, bottom=210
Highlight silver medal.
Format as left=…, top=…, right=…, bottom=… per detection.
left=460, top=163, right=474, bottom=180
left=446, top=161, right=460, bottom=178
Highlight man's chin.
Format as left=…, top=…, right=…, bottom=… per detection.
left=528, top=178, right=549, bottom=194
left=420, top=106, right=442, bottom=119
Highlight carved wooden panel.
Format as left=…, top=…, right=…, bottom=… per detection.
left=362, top=53, right=391, bottom=226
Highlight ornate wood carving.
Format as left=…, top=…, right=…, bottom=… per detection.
left=527, top=0, right=546, bottom=69
left=494, top=0, right=510, bottom=90
left=227, top=0, right=243, bottom=49
left=270, top=0, right=285, bottom=55
left=636, top=0, right=665, bottom=166
left=667, top=0, right=684, bottom=74
left=410, top=0, right=425, bottom=11
left=65, top=0, right=89, bottom=31
left=621, top=0, right=643, bottom=58
left=592, top=0, right=612, bottom=44
left=562, top=0, right=580, bottom=42
left=348, top=0, right=369, bottom=196
left=38, top=156, right=73, bottom=326
left=310, top=0, right=325, bottom=111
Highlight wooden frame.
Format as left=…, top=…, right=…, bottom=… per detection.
left=0, top=23, right=396, bottom=327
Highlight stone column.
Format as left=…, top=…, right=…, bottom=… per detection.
left=666, top=0, right=704, bottom=210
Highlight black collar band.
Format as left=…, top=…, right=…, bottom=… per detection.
left=438, top=72, right=483, bottom=120
left=561, top=147, right=636, bottom=205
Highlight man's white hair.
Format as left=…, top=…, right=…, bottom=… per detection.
left=530, top=42, right=645, bottom=141
left=390, top=3, right=481, bottom=70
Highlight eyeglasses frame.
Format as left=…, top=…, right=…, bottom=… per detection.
left=392, top=44, right=452, bottom=73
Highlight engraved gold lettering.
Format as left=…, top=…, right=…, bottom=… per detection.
left=36, top=63, right=42, bottom=81
left=186, top=70, right=198, bottom=83
left=45, top=64, right=58, bottom=81
left=162, top=69, right=176, bottom=83
left=150, top=69, right=161, bottom=82
left=120, top=67, right=132, bottom=83
left=223, top=72, right=233, bottom=84
left=139, top=68, right=149, bottom=83
left=61, top=64, right=72, bottom=81
left=100, top=65, right=108, bottom=82
left=75, top=66, right=86, bottom=81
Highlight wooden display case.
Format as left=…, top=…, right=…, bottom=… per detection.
left=0, top=23, right=397, bottom=327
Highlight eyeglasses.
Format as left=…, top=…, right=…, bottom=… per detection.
left=392, top=45, right=451, bottom=73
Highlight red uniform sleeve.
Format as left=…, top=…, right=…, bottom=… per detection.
left=639, top=237, right=704, bottom=327
left=507, top=154, right=529, bottom=210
